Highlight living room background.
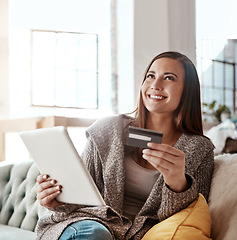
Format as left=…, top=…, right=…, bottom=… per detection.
left=0, top=0, right=237, bottom=162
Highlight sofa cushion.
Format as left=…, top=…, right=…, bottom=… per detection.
left=0, top=160, right=49, bottom=232
left=0, top=224, right=36, bottom=240
left=141, top=193, right=211, bottom=240
left=208, top=153, right=237, bottom=240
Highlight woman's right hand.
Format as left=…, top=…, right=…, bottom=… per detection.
left=36, top=174, right=64, bottom=210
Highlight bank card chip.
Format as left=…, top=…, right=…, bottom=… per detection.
left=126, top=126, right=163, bottom=149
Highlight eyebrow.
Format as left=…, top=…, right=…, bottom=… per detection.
left=164, top=72, right=178, bottom=79
left=147, top=71, right=156, bottom=74
left=147, top=71, right=179, bottom=79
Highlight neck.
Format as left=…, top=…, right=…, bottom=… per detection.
left=146, top=113, right=181, bottom=146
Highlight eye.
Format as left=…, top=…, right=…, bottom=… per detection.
left=146, top=73, right=155, bottom=79
left=164, top=75, right=175, bottom=81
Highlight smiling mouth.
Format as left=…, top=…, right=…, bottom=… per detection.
left=149, top=94, right=166, bottom=100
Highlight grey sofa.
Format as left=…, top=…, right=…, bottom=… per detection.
left=0, top=160, right=49, bottom=240
left=1, top=154, right=237, bottom=240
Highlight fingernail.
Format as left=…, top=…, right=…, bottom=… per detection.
left=51, top=180, right=56, bottom=185
left=147, top=142, right=152, bottom=147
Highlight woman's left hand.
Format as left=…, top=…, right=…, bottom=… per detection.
left=142, top=142, right=188, bottom=193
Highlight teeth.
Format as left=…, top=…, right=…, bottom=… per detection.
left=150, top=95, right=164, bottom=99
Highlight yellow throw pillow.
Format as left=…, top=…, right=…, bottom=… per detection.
left=142, top=194, right=212, bottom=240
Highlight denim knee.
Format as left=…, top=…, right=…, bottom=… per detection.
left=87, top=221, right=113, bottom=240
left=59, top=220, right=113, bottom=240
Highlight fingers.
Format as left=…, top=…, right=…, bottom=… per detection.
left=35, top=174, right=62, bottom=208
left=36, top=179, right=58, bottom=193
left=36, top=174, right=57, bottom=192
left=147, top=142, right=184, bottom=157
left=36, top=174, right=49, bottom=184
left=143, top=148, right=176, bottom=166
left=145, top=143, right=185, bottom=163
left=142, top=143, right=185, bottom=172
left=142, top=150, right=171, bottom=171
left=143, top=143, right=187, bottom=192
left=37, top=185, right=62, bottom=207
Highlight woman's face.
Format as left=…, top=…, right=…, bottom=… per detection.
left=141, top=58, right=185, bottom=116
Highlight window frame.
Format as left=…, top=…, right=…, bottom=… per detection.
left=200, top=39, right=237, bottom=115
left=30, top=29, right=99, bottom=110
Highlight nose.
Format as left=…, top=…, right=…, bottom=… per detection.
left=151, top=78, right=163, bottom=91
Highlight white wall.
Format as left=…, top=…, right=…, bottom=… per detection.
left=133, top=0, right=170, bottom=110
left=117, top=0, right=135, bottom=113
left=0, top=0, right=9, bottom=118
left=117, top=0, right=196, bottom=113
left=196, top=0, right=237, bottom=39
left=0, top=0, right=196, bottom=118
left=168, top=0, right=196, bottom=63
left=196, top=0, right=237, bottom=66
left=8, top=0, right=112, bottom=118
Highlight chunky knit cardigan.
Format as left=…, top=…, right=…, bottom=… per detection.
left=36, top=115, right=214, bottom=240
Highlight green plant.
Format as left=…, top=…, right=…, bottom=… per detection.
left=215, top=104, right=231, bottom=122
left=202, top=100, right=216, bottom=115
left=202, top=100, right=231, bottom=122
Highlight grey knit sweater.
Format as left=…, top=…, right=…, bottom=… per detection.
left=36, top=115, right=214, bottom=240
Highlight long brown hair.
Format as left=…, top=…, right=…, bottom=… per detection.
left=133, top=51, right=203, bottom=136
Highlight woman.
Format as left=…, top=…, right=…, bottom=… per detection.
left=36, top=51, right=214, bottom=240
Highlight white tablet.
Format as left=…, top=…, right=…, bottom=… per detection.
left=19, top=126, right=105, bottom=206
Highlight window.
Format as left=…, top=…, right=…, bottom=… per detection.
left=199, top=39, right=237, bottom=114
left=31, top=30, right=98, bottom=109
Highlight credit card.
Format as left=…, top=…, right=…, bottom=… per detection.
left=126, top=126, right=163, bottom=149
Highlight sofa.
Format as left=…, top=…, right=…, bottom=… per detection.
left=0, top=154, right=237, bottom=240
left=0, top=160, right=49, bottom=240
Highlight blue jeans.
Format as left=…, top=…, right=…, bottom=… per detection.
left=58, top=220, right=113, bottom=240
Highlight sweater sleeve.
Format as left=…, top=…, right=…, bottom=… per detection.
left=157, top=175, right=198, bottom=221
left=193, top=148, right=214, bottom=201
left=157, top=139, right=214, bottom=221
left=81, top=133, right=104, bottom=196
